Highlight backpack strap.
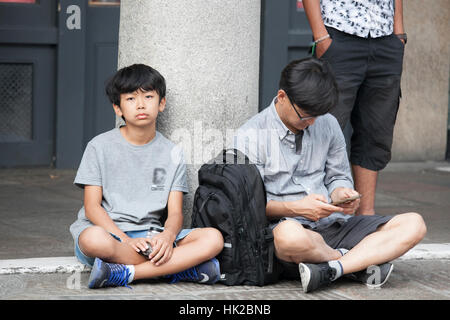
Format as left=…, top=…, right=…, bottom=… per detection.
left=198, top=193, right=214, bottom=213
left=267, top=242, right=274, bottom=274
left=222, top=149, right=250, bottom=165
left=263, top=227, right=275, bottom=273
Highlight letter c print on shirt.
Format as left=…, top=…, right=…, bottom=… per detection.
left=151, top=168, right=167, bottom=191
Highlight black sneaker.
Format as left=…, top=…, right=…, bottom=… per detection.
left=298, top=263, right=336, bottom=293
left=345, top=262, right=394, bottom=288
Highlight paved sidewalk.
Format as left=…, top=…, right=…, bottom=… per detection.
left=0, top=161, right=449, bottom=300
left=0, top=260, right=449, bottom=300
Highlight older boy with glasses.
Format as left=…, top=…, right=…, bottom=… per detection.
left=232, top=57, right=426, bottom=293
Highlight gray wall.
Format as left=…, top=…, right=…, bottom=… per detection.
left=116, top=0, right=449, bottom=226
left=391, top=0, right=450, bottom=161
left=117, top=0, right=261, bottom=226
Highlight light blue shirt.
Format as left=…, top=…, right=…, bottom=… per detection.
left=232, top=98, right=354, bottom=230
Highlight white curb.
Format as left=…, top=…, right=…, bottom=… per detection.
left=398, top=243, right=450, bottom=260
left=0, top=256, right=90, bottom=275
left=0, top=243, right=449, bottom=275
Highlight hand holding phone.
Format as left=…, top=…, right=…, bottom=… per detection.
left=330, top=194, right=362, bottom=206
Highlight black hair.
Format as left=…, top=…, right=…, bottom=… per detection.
left=105, top=63, right=166, bottom=106
left=279, top=57, right=338, bottom=117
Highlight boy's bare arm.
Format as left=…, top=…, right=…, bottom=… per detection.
left=303, top=0, right=328, bottom=39
left=303, top=0, right=332, bottom=58
left=164, top=190, right=184, bottom=238
left=147, top=190, right=183, bottom=265
left=266, top=194, right=344, bottom=222
left=393, top=0, right=405, bottom=37
left=84, top=185, right=129, bottom=241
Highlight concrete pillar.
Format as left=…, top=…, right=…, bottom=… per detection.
left=117, top=0, right=261, bottom=225
left=391, top=0, right=450, bottom=161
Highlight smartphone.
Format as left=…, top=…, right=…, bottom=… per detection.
left=330, top=194, right=362, bottom=205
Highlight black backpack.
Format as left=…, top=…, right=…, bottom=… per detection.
left=191, top=149, right=282, bottom=286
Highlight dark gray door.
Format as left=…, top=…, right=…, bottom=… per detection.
left=56, top=0, right=120, bottom=169
left=0, top=0, right=57, bottom=167
left=83, top=2, right=120, bottom=147
left=259, top=0, right=312, bottom=111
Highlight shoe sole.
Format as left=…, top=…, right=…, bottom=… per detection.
left=201, top=258, right=220, bottom=284
left=211, top=258, right=221, bottom=284
left=87, top=257, right=102, bottom=289
left=298, top=263, right=311, bottom=293
left=366, top=263, right=394, bottom=289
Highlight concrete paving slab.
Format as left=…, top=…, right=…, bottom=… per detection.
left=0, top=260, right=448, bottom=300
left=0, top=163, right=449, bottom=302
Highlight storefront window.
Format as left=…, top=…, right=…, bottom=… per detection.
left=0, top=0, right=37, bottom=3
left=89, top=0, right=120, bottom=6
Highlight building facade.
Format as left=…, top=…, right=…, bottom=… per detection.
left=0, top=0, right=448, bottom=169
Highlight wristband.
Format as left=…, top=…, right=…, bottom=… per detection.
left=310, top=34, right=330, bottom=57
left=395, top=33, right=407, bottom=44
left=314, top=34, right=331, bottom=44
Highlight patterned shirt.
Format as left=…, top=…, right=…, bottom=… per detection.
left=320, top=0, right=395, bottom=38
left=231, top=98, right=355, bottom=230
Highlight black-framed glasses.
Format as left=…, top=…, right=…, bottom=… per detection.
left=286, top=94, right=316, bottom=121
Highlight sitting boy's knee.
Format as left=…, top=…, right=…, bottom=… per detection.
left=274, top=221, right=314, bottom=256
left=192, top=227, right=224, bottom=257
left=406, top=212, right=427, bottom=244
left=204, top=227, right=224, bottom=255
left=275, top=232, right=314, bottom=255
left=390, top=212, right=427, bottom=247
left=79, top=226, right=115, bottom=257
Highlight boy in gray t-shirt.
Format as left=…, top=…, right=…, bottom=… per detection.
left=69, top=64, right=223, bottom=289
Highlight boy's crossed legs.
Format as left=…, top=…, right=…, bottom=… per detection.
left=273, top=212, right=427, bottom=292
left=77, top=226, right=224, bottom=287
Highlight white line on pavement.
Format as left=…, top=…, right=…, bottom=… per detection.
left=0, top=243, right=449, bottom=275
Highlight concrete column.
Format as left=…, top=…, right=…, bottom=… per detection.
left=117, top=0, right=261, bottom=225
left=391, top=0, right=450, bottom=161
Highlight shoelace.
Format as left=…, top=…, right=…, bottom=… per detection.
left=327, top=268, right=336, bottom=282
left=167, top=266, right=199, bottom=284
left=319, top=264, right=336, bottom=284
left=106, top=263, right=132, bottom=288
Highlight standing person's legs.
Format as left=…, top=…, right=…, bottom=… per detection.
left=320, top=28, right=372, bottom=210
left=350, top=74, right=399, bottom=215
left=350, top=34, right=405, bottom=215
left=351, top=165, right=378, bottom=215
left=321, top=27, right=367, bottom=133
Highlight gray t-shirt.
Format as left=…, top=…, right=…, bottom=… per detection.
left=69, top=127, right=188, bottom=241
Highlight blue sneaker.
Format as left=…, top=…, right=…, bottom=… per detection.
left=166, top=258, right=220, bottom=285
left=88, top=257, right=132, bottom=289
